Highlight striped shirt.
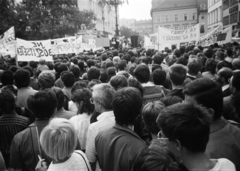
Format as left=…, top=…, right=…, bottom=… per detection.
left=0, top=114, right=29, bottom=155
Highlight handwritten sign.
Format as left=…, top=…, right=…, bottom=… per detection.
left=0, top=27, right=16, bottom=56
left=51, top=36, right=77, bottom=55
left=16, top=38, right=53, bottom=61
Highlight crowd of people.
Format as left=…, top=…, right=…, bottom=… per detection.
left=0, top=42, right=240, bottom=171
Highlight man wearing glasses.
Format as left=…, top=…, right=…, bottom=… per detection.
left=156, top=102, right=236, bottom=171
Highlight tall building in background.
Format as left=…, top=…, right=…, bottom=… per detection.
left=222, top=0, right=239, bottom=30
left=208, top=0, right=222, bottom=30
left=151, top=0, right=208, bottom=33
left=77, top=0, right=118, bottom=36
left=120, top=19, right=136, bottom=31
left=135, top=20, right=153, bottom=36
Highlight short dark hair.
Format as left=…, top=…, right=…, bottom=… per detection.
left=173, top=49, right=181, bottom=58
left=27, top=89, right=57, bottom=119
left=52, top=87, right=65, bottom=110
left=160, top=96, right=183, bottom=107
left=107, top=67, right=116, bottom=79
left=61, top=71, right=75, bottom=88
left=232, top=71, right=240, bottom=91
left=128, top=77, right=144, bottom=97
left=29, top=61, right=38, bottom=69
left=153, top=54, right=164, bottom=65
left=71, top=81, right=87, bottom=95
left=113, top=87, right=142, bottom=126
left=176, top=56, right=188, bottom=66
left=1, top=70, right=14, bottom=86
left=132, top=149, right=188, bottom=171
left=0, top=91, right=15, bottom=113
left=101, top=54, right=107, bottom=61
left=105, top=61, right=114, bottom=69
left=134, top=64, right=150, bottom=83
left=169, top=64, right=187, bottom=86
left=71, top=88, right=94, bottom=115
left=70, top=66, right=80, bottom=78
left=142, top=101, right=165, bottom=134
left=157, top=103, right=211, bottom=153
left=100, top=69, right=109, bottom=83
left=152, top=69, right=166, bottom=85
left=58, top=64, right=68, bottom=74
left=87, top=59, right=95, bottom=68
left=14, top=69, right=30, bottom=89
left=204, top=58, right=217, bottom=74
left=110, top=75, right=128, bottom=91
left=187, top=58, right=202, bottom=75
left=118, top=60, right=127, bottom=71
left=183, top=77, right=223, bottom=120
left=87, top=67, right=100, bottom=81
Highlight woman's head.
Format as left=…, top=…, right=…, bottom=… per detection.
left=40, top=118, right=77, bottom=162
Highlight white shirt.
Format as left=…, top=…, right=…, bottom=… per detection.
left=70, top=114, right=91, bottom=150
left=222, top=84, right=229, bottom=92
left=48, top=150, right=91, bottom=171
left=210, top=158, right=236, bottom=171
left=68, top=101, right=78, bottom=113
left=85, top=111, right=115, bottom=171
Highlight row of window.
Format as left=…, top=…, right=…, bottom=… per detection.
left=156, top=24, right=195, bottom=30
left=208, top=7, right=221, bottom=25
left=223, top=0, right=238, bottom=11
left=208, top=0, right=220, bottom=7
left=156, top=13, right=196, bottom=23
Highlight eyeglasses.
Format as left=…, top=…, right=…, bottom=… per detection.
left=157, top=131, right=169, bottom=144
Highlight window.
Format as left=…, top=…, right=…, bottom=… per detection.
left=174, top=26, right=179, bottom=30
left=165, top=16, right=168, bottom=22
left=201, top=14, right=205, bottom=19
left=216, top=9, right=218, bottom=22
left=193, top=13, right=196, bottom=20
left=157, top=16, right=161, bottom=23
left=175, top=15, right=178, bottom=21
left=184, top=14, right=188, bottom=21
left=183, top=25, right=188, bottom=30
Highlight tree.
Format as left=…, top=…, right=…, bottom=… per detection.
left=0, top=0, right=17, bottom=35
left=14, top=0, right=97, bottom=40
left=120, top=26, right=139, bottom=38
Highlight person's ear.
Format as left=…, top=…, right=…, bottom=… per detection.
left=207, top=108, right=215, bottom=121
left=176, top=139, right=182, bottom=152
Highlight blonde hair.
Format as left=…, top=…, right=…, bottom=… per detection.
left=40, top=118, right=77, bottom=162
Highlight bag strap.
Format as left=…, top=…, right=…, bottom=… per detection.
left=29, top=125, right=41, bottom=165
left=75, top=151, right=90, bottom=171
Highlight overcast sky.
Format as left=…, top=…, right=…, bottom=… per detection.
left=119, top=0, right=152, bottom=20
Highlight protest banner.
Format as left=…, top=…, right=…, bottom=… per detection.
left=0, top=27, right=16, bottom=56
left=16, top=38, right=53, bottom=61
left=158, top=24, right=200, bottom=47
left=144, top=36, right=155, bottom=49
left=197, top=24, right=223, bottom=47
left=51, top=36, right=77, bottom=55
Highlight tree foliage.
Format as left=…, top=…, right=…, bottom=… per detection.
left=0, top=0, right=97, bottom=40
left=120, top=26, right=139, bottom=39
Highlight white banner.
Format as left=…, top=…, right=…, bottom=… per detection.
left=16, top=38, right=53, bottom=61
left=0, top=27, right=16, bottom=56
left=158, top=24, right=200, bottom=47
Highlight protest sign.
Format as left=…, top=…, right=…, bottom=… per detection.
left=16, top=38, right=53, bottom=61
left=158, top=24, right=200, bottom=47
left=0, top=27, right=16, bottom=56
left=51, top=36, right=77, bottom=55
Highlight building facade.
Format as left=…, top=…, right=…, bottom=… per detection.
left=120, top=19, right=136, bottom=31
left=134, top=20, right=153, bottom=36
left=151, top=0, right=208, bottom=34
left=208, top=0, right=222, bottom=30
left=77, top=0, right=118, bottom=35
left=222, top=0, right=239, bottom=29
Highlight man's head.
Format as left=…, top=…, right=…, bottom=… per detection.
left=0, top=91, right=15, bottom=114
left=28, top=89, right=57, bottom=119
left=1, top=70, right=14, bottom=86
left=92, top=84, right=115, bottom=113
left=183, top=77, right=223, bottom=121
left=153, top=54, right=164, bottom=65
left=229, top=71, right=240, bottom=94
left=216, top=67, right=233, bottom=86
left=61, top=71, right=75, bottom=88
left=118, top=60, right=127, bottom=71
left=187, top=58, right=202, bottom=76
left=113, top=87, right=142, bottom=126
left=87, top=67, right=100, bottom=81
left=38, top=71, right=56, bottom=89
left=52, top=87, right=65, bottom=111
left=134, top=64, right=150, bottom=83
left=14, top=69, right=31, bottom=89
left=169, top=64, right=187, bottom=87
left=156, top=103, right=211, bottom=158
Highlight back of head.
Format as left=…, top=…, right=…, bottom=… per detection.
left=52, top=87, right=65, bottom=110
left=92, top=83, right=115, bottom=111
left=27, top=89, right=58, bottom=119
left=107, top=67, right=116, bottom=79
left=152, top=69, right=166, bottom=86
left=169, top=64, right=187, bottom=86
left=183, top=77, right=223, bottom=120
left=187, top=58, right=202, bottom=75
left=0, top=91, right=15, bottom=114
left=134, top=64, right=150, bottom=83
left=101, top=54, right=107, bottom=61
left=105, top=61, right=114, bottom=69
left=160, top=96, right=183, bottom=107
left=58, top=64, right=68, bottom=75
left=71, top=81, right=87, bottom=95
left=23, top=66, right=34, bottom=77
left=176, top=56, right=188, bottom=66
left=173, top=49, right=181, bottom=58
left=232, top=58, right=240, bottom=70
left=14, top=69, right=30, bottom=89
left=113, top=87, right=142, bottom=126
left=61, top=71, right=75, bottom=88
left=142, top=101, right=165, bottom=135
left=38, top=70, right=56, bottom=89
left=88, top=79, right=101, bottom=90
left=204, top=58, right=217, bottom=74
left=217, top=67, right=233, bottom=83
left=128, top=77, right=144, bottom=97
left=157, top=103, right=211, bottom=154
left=70, top=66, right=80, bottom=78
left=153, top=54, right=164, bottom=65
left=40, top=118, right=77, bottom=162
left=39, top=59, right=46, bottom=65
left=110, top=75, right=128, bottom=91
left=1, top=70, right=14, bottom=86
left=132, top=149, right=188, bottom=171
left=71, top=88, right=94, bottom=115
left=231, top=71, right=240, bottom=92
left=87, top=67, right=100, bottom=81
left=118, top=60, right=127, bottom=71
left=203, top=48, right=214, bottom=58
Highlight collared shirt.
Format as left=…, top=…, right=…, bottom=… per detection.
left=206, top=117, right=240, bottom=171
left=222, top=84, right=229, bottom=92
left=9, top=120, right=50, bottom=171
left=95, top=124, right=147, bottom=171
left=0, top=114, right=29, bottom=163
left=52, top=108, right=76, bottom=120
left=16, top=87, right=38, bottom=109
left=85, top=111, right=115, bottom=171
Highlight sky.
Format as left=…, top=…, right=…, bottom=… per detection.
left=119, top=0, right=152, bottom=21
